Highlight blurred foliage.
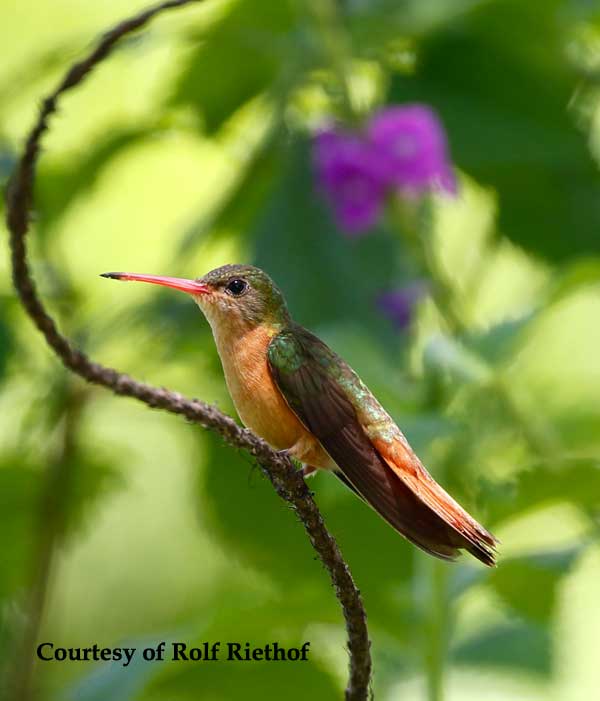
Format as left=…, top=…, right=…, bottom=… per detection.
left=2, top=0, right=600, bottom=700
left=170, top=0, right=300, bottom=133
left=389, top=0, right=600, bottom=262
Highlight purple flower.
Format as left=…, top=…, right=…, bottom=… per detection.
left=377, top=281, right=428, bottom=330
left=313, top=128, right=387, bottom=235
left=368, top=104, right=456, bottom=196
left=312, top=104, right=456, bottom=235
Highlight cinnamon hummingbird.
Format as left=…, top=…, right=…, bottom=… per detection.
left=102, top=264, right=497, bottom=566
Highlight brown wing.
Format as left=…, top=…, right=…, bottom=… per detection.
left=267, top=328, right=497, bottom=565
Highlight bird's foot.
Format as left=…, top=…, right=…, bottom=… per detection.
left=275, top=448, right=300, bottom=469
left=274, top=450, right=316, bottom=478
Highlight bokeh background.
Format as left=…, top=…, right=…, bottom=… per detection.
left=2, top=0, right=600, bottom=699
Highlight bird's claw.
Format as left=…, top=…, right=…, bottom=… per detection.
left=274, top=450, right=316, bottom=479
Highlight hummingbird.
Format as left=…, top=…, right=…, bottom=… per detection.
left=102, top=264, right=497, bottom=566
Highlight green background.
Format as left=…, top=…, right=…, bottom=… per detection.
left=1, top=0, right=600, bottom=699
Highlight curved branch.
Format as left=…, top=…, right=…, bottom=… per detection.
left=4, top=1, right=372, bottom=699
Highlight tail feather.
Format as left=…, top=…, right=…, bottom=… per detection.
left=336, top=464, right=497, bottom=566
left=316, top=422, right=498, bottom=566
left=373, top=438, right=498, bottom=567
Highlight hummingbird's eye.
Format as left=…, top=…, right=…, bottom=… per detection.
left=225, top=278, right=248, bottom=296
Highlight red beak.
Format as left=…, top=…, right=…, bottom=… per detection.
left=101, top=272, right=210, bottom=295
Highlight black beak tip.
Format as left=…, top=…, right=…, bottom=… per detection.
left=100, top=272, right=122, bottom=280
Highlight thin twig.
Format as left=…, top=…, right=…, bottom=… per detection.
left=4, top=1, right=372, bottom=699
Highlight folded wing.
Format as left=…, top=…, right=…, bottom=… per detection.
left=267, top=326, right=497, bottom=566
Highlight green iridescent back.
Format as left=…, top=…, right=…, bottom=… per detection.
left=268, top=323, right=397, bottom=443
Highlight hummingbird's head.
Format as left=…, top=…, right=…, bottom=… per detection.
left=195, top=264, right=290, bottom=330
left=101, top=264, right=290, bottom=331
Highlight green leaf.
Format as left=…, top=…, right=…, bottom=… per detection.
left=170, top=0, right=297, bottom=133
left=545, top=258, right=600, bottom=304
left=347, top=0, right=487, bottom=52
left=452, top=620, right=551, bottom=676
left=484, top=458, right=600, bottom=525
left=423, top=334, right=490, bottom=384
left=489, top=546, right=583, bottom=624
left=465, top=311, right=537, bottom=366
